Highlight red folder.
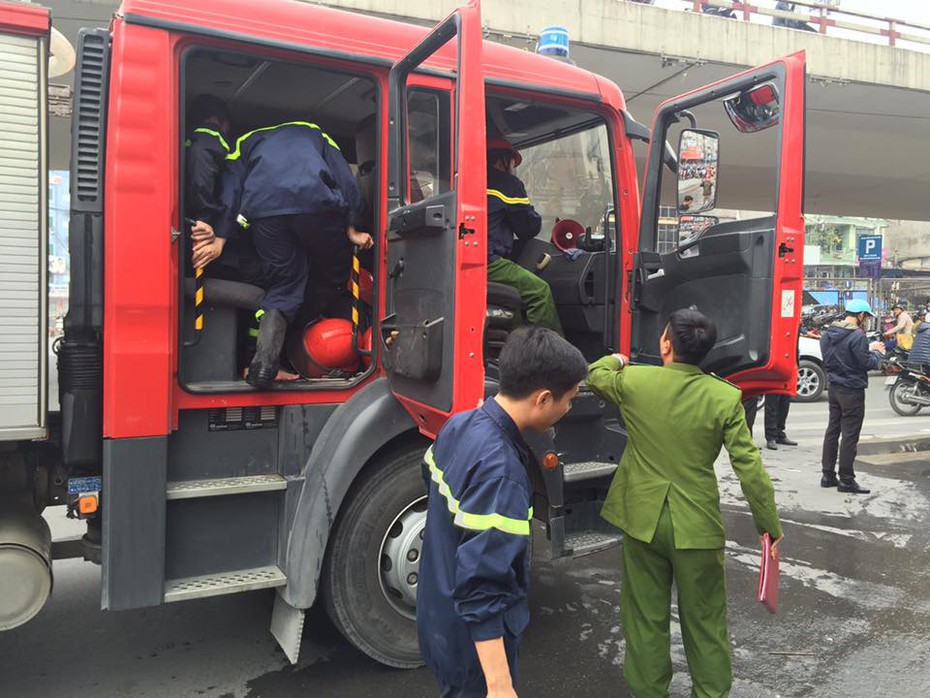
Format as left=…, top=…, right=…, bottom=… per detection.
left=757, top=533, right=779, bottom=614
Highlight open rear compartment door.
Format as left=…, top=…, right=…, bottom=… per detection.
left=632, top=52, right=806, bottom=396
left=381, top=0, right=486, bottom=438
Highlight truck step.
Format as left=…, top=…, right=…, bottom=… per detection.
left=565, top=530, right=623, bottom=557
left=562, top=461, right=618, bottom=483
left=164, top=565, right=286, bottom=602
left=166, top=474, right=288, bottom=500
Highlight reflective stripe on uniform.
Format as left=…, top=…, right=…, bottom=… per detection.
left=487, top=188, right=531, bottom=206
left=193, top=127, right=230, bottom=152
left=226, top=121, right=341, bottom=160
left=424, top=446, right=533, bottom=536
left=236, top=214, right=250, bottom=229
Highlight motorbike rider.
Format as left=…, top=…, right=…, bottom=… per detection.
left=883, top=304, right=914, bottom=351
left=820, top=299, right=885, bottom=494
left=909, top=321, right=930, bottom=367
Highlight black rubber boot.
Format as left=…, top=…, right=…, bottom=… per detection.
left=247, top=309, right=288, bottom=389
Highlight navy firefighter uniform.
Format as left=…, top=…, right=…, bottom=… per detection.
left=418, top=397, right=534, bottom=696
left=222, top=121, right=362, bottom=321
left=485, top=140, right=563, bottom=335
left=185, top=126, right=229, bottom=229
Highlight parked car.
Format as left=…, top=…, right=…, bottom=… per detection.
left=796, top=334, right=826, bottom=402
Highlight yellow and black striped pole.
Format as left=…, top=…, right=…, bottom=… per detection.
left=350, top=247, right=372, bottom=357
left=194, top=266, right=205, bottom=333
left=350, top=247, right=361, bottom=353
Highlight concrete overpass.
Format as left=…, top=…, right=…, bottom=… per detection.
left=41, top=0, right=930, bottom=222
left=321, top=0, right=930, bottom=222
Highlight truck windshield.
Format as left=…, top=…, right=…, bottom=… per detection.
left=519, top=123, right=616, bottom=249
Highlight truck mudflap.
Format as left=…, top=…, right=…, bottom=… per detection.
left=281, top=378, right=416, bottom=611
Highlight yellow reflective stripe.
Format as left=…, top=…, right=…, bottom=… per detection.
left=195, top=287, right=204, bottom=306
left=255, top=309, right=265, bottom=321
left=424, top=446, right=533, bottom=536
left=487, top=189, right=531, bottom=206
left=193, top=127, right=230, bottom=152
left=236, top=214, right=250, bottom=229
left=195, top=315, right=203, bottom=331
left=226, top=121, right=341, bottom=160
left=248, top=327, right=260, bottom=338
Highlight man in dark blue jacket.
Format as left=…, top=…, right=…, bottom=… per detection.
left=185, top=95, right=235, bottom=270
left=418, top=327, right=587, bottom=697
left=221, top=121, right=373, bottom=388
left=820, top=299, right=885, bottom=494
left=486, top=139, right=563, bottom=335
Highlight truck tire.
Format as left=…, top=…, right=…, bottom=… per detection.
left=322, top=443, right=428, bottom=668
left=795, top=359, right=825, bottom=402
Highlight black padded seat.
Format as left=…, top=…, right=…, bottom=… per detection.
left=487, top=282, right=522, bottom=313
left=184, top=277, right=264, bottom=310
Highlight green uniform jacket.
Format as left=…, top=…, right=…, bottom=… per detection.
left=588, top=357, right=783, bottom=549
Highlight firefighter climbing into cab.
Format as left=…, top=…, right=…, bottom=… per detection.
left=215, top=120, right=373, bottom=388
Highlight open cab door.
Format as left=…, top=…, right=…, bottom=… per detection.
left=631, top=52, right=806, bottom=396
left=381, top=1, right=487, bottom=436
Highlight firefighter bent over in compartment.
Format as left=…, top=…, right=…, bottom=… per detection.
left=486, top=139, right=563, bottom=336
left=220, top=121, right=373, bottom=388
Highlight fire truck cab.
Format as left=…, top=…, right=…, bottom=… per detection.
left=0, top=0, right=804, bottom=667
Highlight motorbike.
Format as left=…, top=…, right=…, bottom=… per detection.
left=885, top=356, right=930, bottom=416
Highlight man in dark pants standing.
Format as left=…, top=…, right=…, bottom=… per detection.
left=418, top=328, right=588, bottom=697
left=820, top=300, right=885, bottom=494
left=764, top=394, right=797, bottom=451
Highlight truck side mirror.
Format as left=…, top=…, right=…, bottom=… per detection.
left=677, top=128, right=720, bottom=215
left=724, top=82, right=780, bottom=133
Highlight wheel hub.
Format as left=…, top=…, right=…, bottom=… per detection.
left=379, top=496, right=427, bottom=620
left=797, top=366, right=819, bottom=397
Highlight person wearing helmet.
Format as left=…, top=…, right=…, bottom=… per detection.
left=486, top=138, right=563, bottom=335
left=883, top=303, right=914, bottom=351
left=820, top=299, right=885, bottom=494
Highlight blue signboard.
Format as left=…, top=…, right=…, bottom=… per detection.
left=858, top=235, right=882, bottom=261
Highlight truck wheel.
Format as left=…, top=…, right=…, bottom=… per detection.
left=795, top=359, right=825, bottom=402
left=322, top=443, right=428, bottom=668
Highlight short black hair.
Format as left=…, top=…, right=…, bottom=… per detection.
left=188, top=94, right=230, bottom=130
left=683, top=195, right=693, bottom=201
left=665, top=308, right=717, bottom=365
left=498, top=327, right=588, bottom=400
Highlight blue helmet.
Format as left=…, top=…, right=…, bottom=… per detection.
left=845, top=299, right=874, bottom=317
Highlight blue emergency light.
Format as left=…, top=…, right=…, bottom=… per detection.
left=537, top=26, right=570, bottom=58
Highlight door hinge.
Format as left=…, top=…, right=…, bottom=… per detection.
left=778, top=242, right=795, bottom=258
left=171, top=227, right=182, bottom=243
left=458, top=223, right=475, bottom=240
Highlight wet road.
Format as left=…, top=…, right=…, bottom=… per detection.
left=4, top=377, right=930, bottom=697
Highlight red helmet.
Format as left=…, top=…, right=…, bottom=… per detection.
left=487, top=137, right=522, bottom=167
left=287, top=318, right=361, bottom=378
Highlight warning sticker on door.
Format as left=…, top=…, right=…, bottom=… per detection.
left=781, top=290, right=796, bottom=318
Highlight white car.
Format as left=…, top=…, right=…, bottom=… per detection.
left=796, top=335, right=826, bottom=402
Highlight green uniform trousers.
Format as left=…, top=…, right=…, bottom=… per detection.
left=621, top=502, right=731, bottom=698
left=487, top=257, right=563, bottom=335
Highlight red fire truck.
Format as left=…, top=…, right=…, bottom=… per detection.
left=0, top=0, right=804, bottom=667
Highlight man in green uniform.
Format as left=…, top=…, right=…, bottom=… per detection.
left=587, top=309, right=783, bottom=697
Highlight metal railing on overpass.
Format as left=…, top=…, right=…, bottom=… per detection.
left=638, top=1, right=930, bottom=50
